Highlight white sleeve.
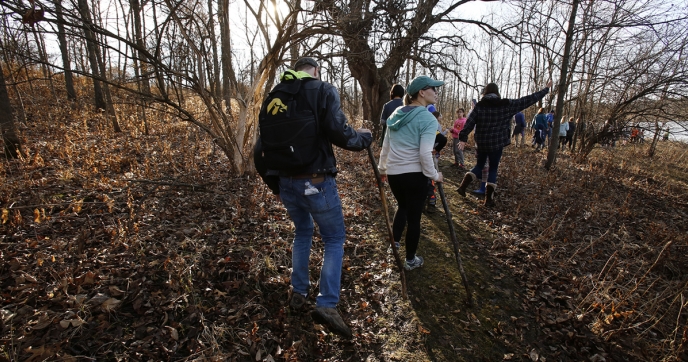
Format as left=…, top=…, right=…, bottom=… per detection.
left=419, top=126, right=440, bottom=181
left=378, top=128, right=390, bottom=174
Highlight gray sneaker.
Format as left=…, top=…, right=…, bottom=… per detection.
left=311, top=307, right=352, bottom=338
left=404, top=255, right=424, bottom=270
left=290, top=293, right=307, bottom=310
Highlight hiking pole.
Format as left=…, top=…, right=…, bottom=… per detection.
left=367, top=146, right=408, bottom=299
left=433, top=156, right=473, bottom=306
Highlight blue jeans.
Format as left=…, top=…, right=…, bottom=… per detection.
left=279, top=175, right=345, bottom=308
left=470, top=148, right=503, bottom=184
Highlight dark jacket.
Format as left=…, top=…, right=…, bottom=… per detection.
left=459, top=88, right=549, bottom=151
left=255, top=74, right=372, bottom=194
left=534, top=114, right=548, bottom=130
left=567, top=122, right=576, bottom=137
left=514, top=112, right=527, bottom=133
left=380, top=98, right=403, bottom=126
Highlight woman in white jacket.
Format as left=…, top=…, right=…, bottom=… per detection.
left=378, top=75, right=444, bottom=271
left=559, top=118, right=569, bottom=149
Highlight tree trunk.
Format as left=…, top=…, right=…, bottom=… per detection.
left=77, top=0, right=107, bottom=110
left=0, top=63, right=21, bottom=159
left=647, top=120, right=661, bottom=157
left=98, top=46, right=122, bottom=133
left=545, top=0, right=579, bottom=170
left=55, top=0, right=77, bottom=101
left=0, top=38, right=26, bottom=122
left=219, top=0, right=237, bottom=112
left=92, top=4, right=121, bottom=133
left=130, top=0, right=150, bottom=95
left=208, top=0, right=221, bottom=100
left=32, top=29, right=58, bottom=102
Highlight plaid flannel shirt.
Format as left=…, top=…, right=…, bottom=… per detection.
left=459, top=88, right=550, bottom=151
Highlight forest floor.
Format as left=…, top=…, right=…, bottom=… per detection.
left=1, top=103, right=687, bottom=362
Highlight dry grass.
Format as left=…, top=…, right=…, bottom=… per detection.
left=486, top=141, right=688, bottom=361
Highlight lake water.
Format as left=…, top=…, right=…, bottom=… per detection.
left=639, top=121, right=687, bottom=143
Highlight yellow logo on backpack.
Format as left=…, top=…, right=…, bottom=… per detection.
left=267, top=98, right=287, bottom=115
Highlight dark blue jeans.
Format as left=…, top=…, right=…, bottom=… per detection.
left=470, top=148, right=503, bottom=184
left=279, top=175, right=345, bottom=308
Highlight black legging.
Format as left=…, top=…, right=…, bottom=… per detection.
left=388, top=172, right=429, bottom=261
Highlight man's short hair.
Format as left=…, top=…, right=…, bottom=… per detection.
left=294, top=57, right=319, bottom=71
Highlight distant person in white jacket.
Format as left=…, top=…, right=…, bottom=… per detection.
left=559, top=118, right=569, bottom=149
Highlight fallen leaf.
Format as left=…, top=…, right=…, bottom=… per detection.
left=32, top=314, right=53, bottom=330
left=102, top=298, right=121, bottom=311
left=166, top=326, right=179, bottom=340
left=589, top=354, right=606, bottom=362
left=109, top=285, right=125, bottom=297
left=60, top=318, right=84, bottom=328
left=529, top=348, right=539, bottom=361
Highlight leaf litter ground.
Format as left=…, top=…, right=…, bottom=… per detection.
left=1, top=107, right=687, bottom=361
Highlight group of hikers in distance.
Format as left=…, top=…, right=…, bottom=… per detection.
left=253, top=56, right=552, bottom=338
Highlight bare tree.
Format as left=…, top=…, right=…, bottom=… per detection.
left=54, top=0, right=76, bottom=101
left=545, top=0, right=579, bottom=170
left=308, top=0, right=498, bottom=137
left=0, top=61, right=21, bottom=158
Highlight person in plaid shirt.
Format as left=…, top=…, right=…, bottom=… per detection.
left=456, top=80, right=553, bottom=207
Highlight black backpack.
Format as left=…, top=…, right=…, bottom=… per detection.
left=258, top=77, right=321, bottom=172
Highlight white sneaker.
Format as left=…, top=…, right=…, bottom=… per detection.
left=404, top=255, right=424, bottom=270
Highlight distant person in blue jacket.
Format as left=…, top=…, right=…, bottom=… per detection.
left=532, top=108, right=548, bottom=151
left=379, top=84, right=405, bottom=146
left=545, top=110, right=555, bottom=146
left=512, top=111, right=527, bottom=147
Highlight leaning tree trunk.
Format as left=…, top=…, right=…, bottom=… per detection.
left=545, top=0, right=579, bottom=170
left=219, top=0, right=237, bottom=112
left=647, top=120, right=661, bottom=157
left=55, top=0, right=77, bottom=101
left=97, top=45, right=122, bottom=132
left=208, top=0, right=221, bottom=100
left=130, top=0, right=150, bottom=96
left=0, top=63, right=22, bottom=159
left=77, top=0, right=106, bottom=110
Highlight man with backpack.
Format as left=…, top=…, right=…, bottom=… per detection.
left=254, top=57, right=372, bottom=338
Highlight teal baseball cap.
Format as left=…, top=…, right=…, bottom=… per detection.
left=407, top=75, right=444, bottom=95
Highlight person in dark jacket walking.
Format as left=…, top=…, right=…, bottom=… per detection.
left=512, top=111, right=527, bottom=147
left=379, top=84, right=405, bottom=146
left=566, top=117, right=577, bottom=150
left=532, top=108, right=549, bottom=150
left=456, top=80, right=552, bottom=206
left=254, top=57, right=372, bottom=338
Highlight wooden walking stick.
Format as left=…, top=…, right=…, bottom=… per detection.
left=433, top=156, right=473, bottom=306
left=367, top=146, right=407, bottom=299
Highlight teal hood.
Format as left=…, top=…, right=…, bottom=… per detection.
left=386, top=106, right=427, bottom=131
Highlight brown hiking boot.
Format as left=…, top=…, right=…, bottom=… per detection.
left=311, top=307, right=352, bottom=338
left=456, top=172, right=476, bottom=197
left=485, top=183, right=496, bottom=207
